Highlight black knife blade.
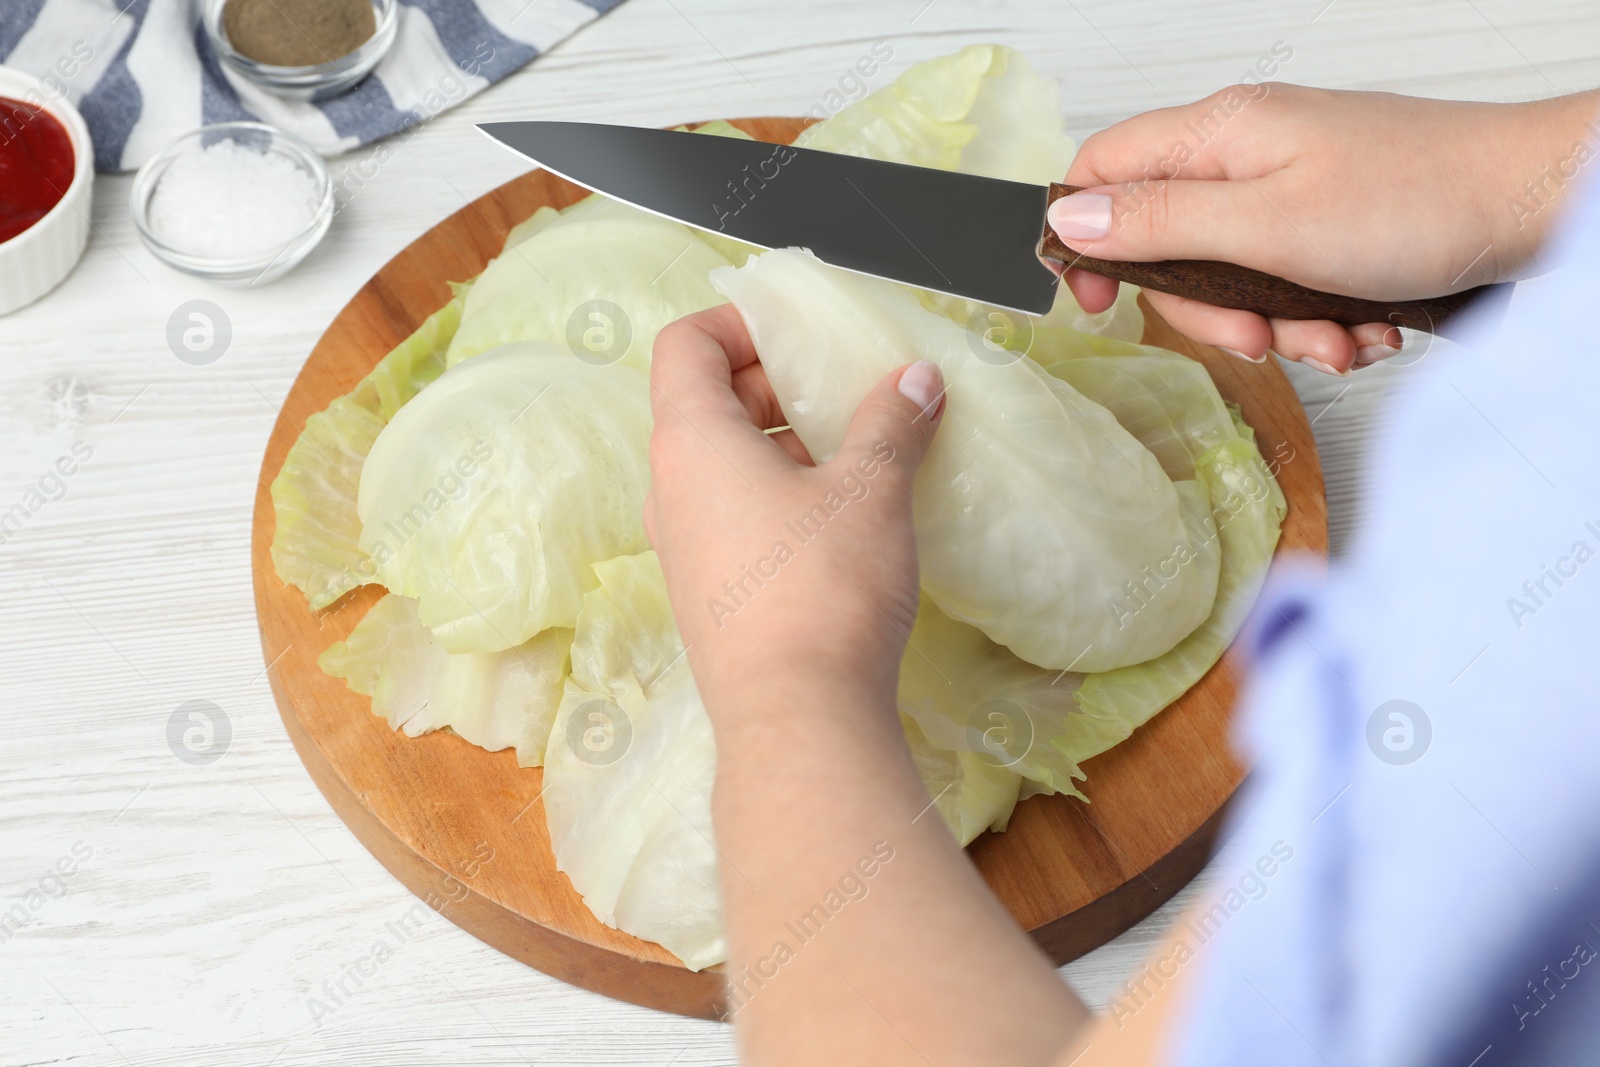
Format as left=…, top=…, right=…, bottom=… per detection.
left=478, top=120, right=1062, bottom=315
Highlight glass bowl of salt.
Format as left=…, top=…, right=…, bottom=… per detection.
left=131, top=122, right=334, bottom=286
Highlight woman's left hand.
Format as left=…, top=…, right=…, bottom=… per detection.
left=645, top=303, right=945, bottom=718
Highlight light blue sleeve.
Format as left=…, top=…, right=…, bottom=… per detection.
left=1172, top=168, right=1600, bottom=1067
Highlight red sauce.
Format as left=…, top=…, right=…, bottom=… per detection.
left=0, top=96, right=75, bottom=244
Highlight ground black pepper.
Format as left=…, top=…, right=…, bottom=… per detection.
left=223, top=0, right=376, bottom=67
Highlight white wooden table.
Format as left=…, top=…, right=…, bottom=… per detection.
left=3, top=2, right=1595, bottom=1064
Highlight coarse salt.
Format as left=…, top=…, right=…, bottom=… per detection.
left=147, top=138, right=322, bottom=260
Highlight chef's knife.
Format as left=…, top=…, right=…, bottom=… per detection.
left=478, top=120, right=1506, bottom=335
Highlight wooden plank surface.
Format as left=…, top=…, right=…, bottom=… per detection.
left=249, top=117, right=1324, bottom=1019
left=2, top=1, right=1595, bottom=1063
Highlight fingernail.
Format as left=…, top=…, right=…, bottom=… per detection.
left=1220, top=346, right=1266, bottom=364
left=1354, top=344, right=1393, bottom=365
left=1300, top=357, right=1349, bottom=377
left=1047, top=193, right=1113, bottom=241
left=899, top=360, right=945, bottom=417
left=1382, top=327, right=1403, bottom=348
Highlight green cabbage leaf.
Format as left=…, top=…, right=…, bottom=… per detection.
left=896, top=336, right=1285, bottom=781
left=445, top=194, right=732, bottom=372
left=270, top=295, right=463, bottom=609
left=1039, top=340, right=1286, bottom=755
left=900, top=710, right=1025, bottom=843
left=899, top=600, right=1087, bottom=802
left=1066, top=432, right=1285, bottom=754
left=796, top=43, right=1074, bottom=184
left=319, top=592, right=571, bottom=767
left=356, top=343, right=652, bottom=654
left=541, top=552, right=725, bottom=970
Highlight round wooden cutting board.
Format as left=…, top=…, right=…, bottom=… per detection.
left=250, top=117, right=1326, bottom=1020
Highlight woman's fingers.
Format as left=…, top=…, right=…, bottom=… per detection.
left=1265, top=317, right=1358, bottom=374
left=1141, top=290, right=1274, bottom=360
left=1351, top=322, right=1405, bottom=365
left=1048, top=178, right=1291, bottom=272
left=651, top=304, right=790, bottom=451
left=1061, top=269, right=1120, bottom=314
left=652, top=302, right=803, bottom=437
left=729, top=358, right=788, bottom=431
left=650, top=304, right=759, bottom=425
left=1141, top=291, right=1395, bottom=375
left=650, top=304, right=818, bottom=473
left=765, top=427, right=815, bottom=466
left=726, top=336, right=816, bottom=464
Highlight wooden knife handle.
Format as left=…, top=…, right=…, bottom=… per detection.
left=1039, top=183, right=1509, bottom=336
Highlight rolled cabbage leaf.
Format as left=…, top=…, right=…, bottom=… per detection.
left=319, top=593, right=571, bottom=766
left=713, top=249, right=1219, bottom=673
left=357, top=343, right=652, bottom=654
left=1047, top=350, right=1285, bottom=759
left=1039, top=337, right=1238, bottom=480
left=445, top=194, right=733, bottom=372
left=899, top=343, right=1285, bottom=784
left=270, top=295, right=463, bottom=609
left=542, top=552, right=725, bottom=971
left=897, top=469, right=1219, bottom=791
left=1066, top=432, right=1286, bottom=758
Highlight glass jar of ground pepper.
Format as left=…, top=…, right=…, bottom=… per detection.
left=203, top=0, right=397, bottom=101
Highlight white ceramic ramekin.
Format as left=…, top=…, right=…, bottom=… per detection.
left=0, top=65, right=93, bottom=316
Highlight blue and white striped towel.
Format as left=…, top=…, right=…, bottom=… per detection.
left=0, top=0, right=625, bottom=172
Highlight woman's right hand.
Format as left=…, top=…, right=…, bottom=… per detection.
left=1050, top=83, right=1599, bottom=374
